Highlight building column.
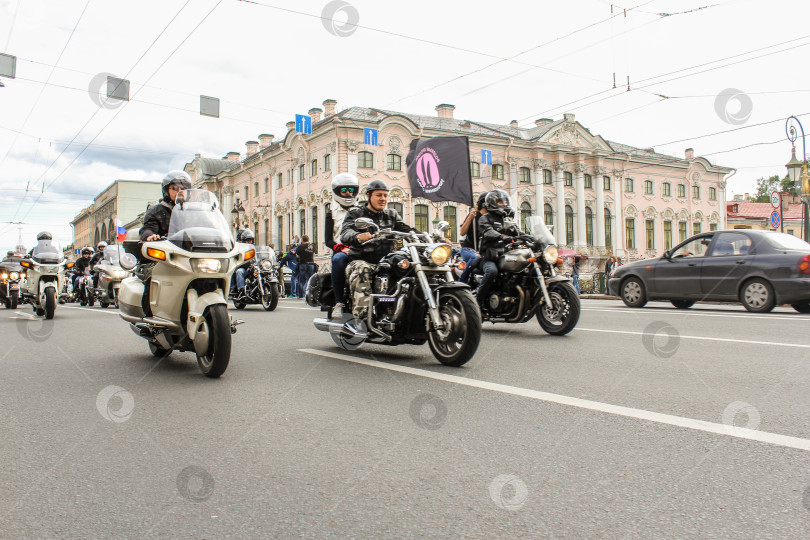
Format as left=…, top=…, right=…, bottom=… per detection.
left=347, top=140, right=359, bottom=176
left=595, top=167, right=606, bottom=248
left=614, top=169, right=624, bottom=256
left=574, top=162, right=586, bottom=247
left=222, top=185, right=235, bottom=236
left=508, top=158, right=518, bottom=205
left=553, top=161, right=567, bottom=245
left=532, top=160, right=545, bottom=225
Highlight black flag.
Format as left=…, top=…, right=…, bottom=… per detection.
left=406, top=136, right=473, bottom=206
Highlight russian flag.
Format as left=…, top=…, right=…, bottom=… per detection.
left=116, top=219, right=127, bottom=242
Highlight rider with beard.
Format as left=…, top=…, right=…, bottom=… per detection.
left=475, top=189, right=520, bottom=306
left=324, top=172, right=359, bottom=319
left=339, top=179, right=416, bottom=320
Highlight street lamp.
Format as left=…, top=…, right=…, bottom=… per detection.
left=231, top=199, right=245, bottom=230
left=786, top=116, right=810, bottom=240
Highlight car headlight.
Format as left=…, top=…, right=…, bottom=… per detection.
left=426, top=243, right=452, bottom=265
left=543, top=245, right=559, bottom=265
left=261, top=259, right=272, bottom=271
left=9, top=272, right=19, bottom=279
left=191, top=258, right=227, bottom=273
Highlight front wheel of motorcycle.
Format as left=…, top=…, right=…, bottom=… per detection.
left=261, top=284, right=279, bottom=311
left=427, top=289, right=481, bottom=367
left=88, top=294, right=94, bottom=307
left=537, top=281, right=580, bottom=336
left=232, top=298, right=246, bottom=310
left=44, top=288, right=56, bottom=320
left=195, top=304, right=232, bottom=378
left=10, top=290, right=18, bottom=309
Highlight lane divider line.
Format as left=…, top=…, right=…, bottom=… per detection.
left=581, top=307, right=810, bottom=322
left=574, top=327, right=810, bottom=348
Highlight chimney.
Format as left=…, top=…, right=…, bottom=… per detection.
left=258, top=134, right=274, bottom=149
left=744, top=193, right=749, bottom=201
left=435, top=103, right=455, bottom=119
left=510, top=120, right=518, bottom=128
left=194, top=153, right=201, bottom=159
left=286, top=121, right=295, bottom=131
left=224, top=151, right=240, bottom=162
left=685, top=148, right=694, bottom=159
left=309, top=107, right=323, bottom=123
left=563, top=113, right=576, bottom=122
left=245, top=140, right=259, bottom=156
left=535, top=118, right=553, bottom=127
left=323, top=99, right=337, bottom=117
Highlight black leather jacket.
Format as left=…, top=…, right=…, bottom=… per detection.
left=139, top=199, right=174, bottom=241
left=340, top=205, right=415, bottom=264
left=75, top=256, right=92, bottom=274
left=477, top=213, right=520, bottom=261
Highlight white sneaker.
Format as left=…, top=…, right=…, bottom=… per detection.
left=332, top=303, right=345, bottom=319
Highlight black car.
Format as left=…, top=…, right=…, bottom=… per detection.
left=608, top=230, right=810, bottom=313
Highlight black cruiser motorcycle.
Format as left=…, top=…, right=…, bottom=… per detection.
left=306, top=219, right=481, bottom=367
left=231, top=246, right=280, bottom=311
left=471, top=216, right=580, bottom=335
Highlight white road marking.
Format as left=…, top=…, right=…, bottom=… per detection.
left=575, top=327, right=810, bottom=348
left=300, top=348, right=810, bottom=452
left=582, top=306, right=810, bottom=322
left=62, top=305, right=119, bottom=315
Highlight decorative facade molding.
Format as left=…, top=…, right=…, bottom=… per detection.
left=553, top=160, right=568, bottom=172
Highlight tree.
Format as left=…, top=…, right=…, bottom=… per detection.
left=752, top=174, right=796, bottom=202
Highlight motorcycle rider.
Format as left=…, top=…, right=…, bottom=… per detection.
left=339, top=179, right=417, bottom=320
left=457, top=192, right=489, bottom=283
left=233, top=229, right=255, bottom=298
left=138, top=170, right=193, bottom=316
left=28, top=231, right=53, bottom=255
left=475, top=189, right=521, bottom=305
left=73, top=248, right=93, bottom=293
left=324, top=173, right=360, bottom=318
left=89, top=241, right=107, bottom=288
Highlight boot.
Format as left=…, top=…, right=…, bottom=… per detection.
left=331, top=303, right=345, bottom=319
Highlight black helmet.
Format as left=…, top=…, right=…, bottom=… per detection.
left=484, top=189, right=512, bottom=217
left=239, top=229, right=255, bottom=243
left=365, top=179, right=390, bottom=196
left=37, top=231, right=52, bottom=241
left=162, top=170, right=192, bottom=199
left=476, top=192, right=489, bottom=211
left=81, top=248, right=92, bottom=256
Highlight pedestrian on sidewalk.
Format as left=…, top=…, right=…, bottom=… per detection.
left=295, top=235, right=315, bottom=298
left=572, top=255, right=581, bottom=294
left=605, top=254, right=615, bottom=276
left=279, top=246, right=299, bottom=298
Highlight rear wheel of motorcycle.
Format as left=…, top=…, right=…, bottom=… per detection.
left=88, top=294, right=95, bottom=307
left=261, top=284, right=279, bottom=311
left=427, top=289, right=481, bottom=367
left=100, top=300, right=110, bottom=309
left=10, top=290, right=18, bottom=309
left=44, top=288, right=56, bottom=320
left=148, top=341, right=172, bottom=358
left=233, top=298, right=246, bottom=310
left=80, top=300, right=87, bottom=306
left=537, top=281, right=580, bottom=336
left=195, top=304, right=231, bottom=378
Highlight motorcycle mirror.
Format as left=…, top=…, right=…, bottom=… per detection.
left=120, top=253, right=137, bottom=270
left=434, top=220, right=449, bottom=233
left=355, top=217, right=379, bottom=232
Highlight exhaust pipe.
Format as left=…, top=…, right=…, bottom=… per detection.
left=313, top=317, right=368, bottom=339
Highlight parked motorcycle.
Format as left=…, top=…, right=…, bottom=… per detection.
left=19, top=240, right=73, bottom=319
left=470, top=216, right=580, bottom=335
left=0, top=255, right=23, bottom=309
left=307, top=218, right=481, bottom=367
left=117, top=189, right=246, bottom=378
left=89, top=245, right=131, bottom=308
left=231, top=246, right=280, bottom=311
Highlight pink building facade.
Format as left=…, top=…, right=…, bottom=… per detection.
left=185, top=100, right=734, bottom=264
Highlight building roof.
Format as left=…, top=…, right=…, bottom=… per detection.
left=197, top=157, right=240, bottom=178
left=727, top=201, right=804, bottom=220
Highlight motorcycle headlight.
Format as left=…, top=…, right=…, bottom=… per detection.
left=261, top=259, right=272, bottom=271
left=426, top=243, right=452, bottom=265
left=113, top=269, right=129, bottom=278
left=543, top=245, right=559, bottom=265
left=1, top=273, right=6, bottom=279
left=20, top=272, right=25, bottom=279
left=191, top=258, right=227, bottom=274
left=10, top=272, right=19, bottom=279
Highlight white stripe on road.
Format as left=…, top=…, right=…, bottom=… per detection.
left=62, top=305, right=119, bottom=315
left=575, top=327, right=810, bottom=349
left=299, top=348, right=810, bottom=452
left=582, top=306, right=810, bottom=322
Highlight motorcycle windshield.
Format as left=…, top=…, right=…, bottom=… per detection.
left=103, top=245, right=123, bottom=266
left=31, top=240, right=64, bottom=264
left=167, top=190, right=234, bottom=253
left=526, top=216, right=555, bottom=246
left=255, top=246, right=276, bottom=263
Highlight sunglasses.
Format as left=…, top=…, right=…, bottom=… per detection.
left=169, top=185, right=184, bottom=192
left=339, top=187, right=357, bottom=195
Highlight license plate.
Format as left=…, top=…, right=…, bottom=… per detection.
left=10, top=284, right=19, bottom=290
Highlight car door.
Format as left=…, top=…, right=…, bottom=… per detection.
left=700, top=232, right=755, bottom=299
left=653, top=234, right=713, bottom=298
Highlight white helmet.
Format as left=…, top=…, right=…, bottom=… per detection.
left=331, top=173, right=359, bottom=208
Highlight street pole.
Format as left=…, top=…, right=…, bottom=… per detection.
left=786, top=116, right=810, bottom=240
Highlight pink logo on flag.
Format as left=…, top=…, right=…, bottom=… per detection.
left=414, top=147, right=444, bottom=193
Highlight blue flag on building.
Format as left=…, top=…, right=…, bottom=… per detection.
left=406, top=136, right=473, bottom=206
left=295, top=114, right=312, bottom=134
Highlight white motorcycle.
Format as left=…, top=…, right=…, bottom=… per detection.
left=89, top=245, right=132, bottom=308
left=117, top=189, right=247, bottom=378
left=20, top=240, right=74, bottom=319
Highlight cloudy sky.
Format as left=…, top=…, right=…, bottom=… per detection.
left=1, top=0, right=808, bottom=252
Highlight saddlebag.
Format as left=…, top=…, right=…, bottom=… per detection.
left=305, top=273, right=333, bottom=308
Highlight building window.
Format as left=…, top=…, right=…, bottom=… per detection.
left=605, top=208, right=612, bottom=247
left=585, top=207, right=594, bottom=246
left=644, top=180, right=653, bottom=195
left=299, top=209, right=306, bottom=237
left=645, top=219, right=655, bottom=249
left=544, top=203, right=553, bottom=228
left=386, top=154, right=402, bottom=171
left=604, top=176, right=611, bottom=191
left=299, top=164, right=305, bottom=182
left=625, top=218, right=635, bottom=249
left=520, top=202, right=532, bottom=233
left=277, top=173, right=282, bottom=189
left=564, top=172, right=573, bottom=187
left=414, top=204, right=429, bottom=232
left=264, top=219, right=269, bottom=246
left=471, top=162, right=480, bottom=178
left=387, top=202, right=403, bottom=217
left=709, top=187, right=717, bottom=200
left=693, top=185, right=700, bottom=199
left=311, top=159, right=317, bottom=177
left=253, top=182, right=259, bottom=197
left=244, top=187, right=249, bottom=200
left=493, top=164, right=504, bottom=180
left=663, top=182, right=671, bottom=197
left=311, top=206, right=318, bottom=252
left=678, top=184, right=686, bottom=198
left=693, top=221, right=701, bottom=234
left=277, top=215, right=283, bottom=249
left=324, top=154, right=331, bottom=171
left=519, top=167, right=531, bottom=184
left=664, top=221, right=672, bottom=250
left=710, top=223, right=718, bottom=231
left=264, top=177, right=269, bottom=193
left=358, top=151, right=374, bottom=168
left=565, top=205, right=574, bottom=245
left=254, top=221, right=259, bottom=243
left=443, top=206, right=457, bottom=242
left=678, top=221, right=687, bottom=243
left=625, top=178, right=634, bottom=192
left=543, top=169, right=552, bottom=185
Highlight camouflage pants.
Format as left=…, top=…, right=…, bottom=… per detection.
left=346, top=260, right=375, bottom=320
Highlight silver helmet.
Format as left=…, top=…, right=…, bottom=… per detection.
left=162, top=170, right=192, bottom=199
left=331, top=172, right=359, bottom=208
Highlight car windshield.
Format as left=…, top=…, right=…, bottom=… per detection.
left=526, top=216, right=555, bottom=246
left=766, top=233, right=810, bottom=251
left=31, top=240, right=64, bottom=264
left=168, top=189, right=234, bottom=253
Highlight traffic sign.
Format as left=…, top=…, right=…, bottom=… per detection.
left=481, top=149, right=492, bottom=165
left=363, top=128, right=378, bottom=146
left=74, top=248, right=81, bottom=255
left=770, top=210, right=781, bottom=229
left=295, top=114, right=311, bottom=134
left=771, top=190, right=781, bottom=209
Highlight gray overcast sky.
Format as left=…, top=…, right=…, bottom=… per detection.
left=1, top=0, right=808, bottom=251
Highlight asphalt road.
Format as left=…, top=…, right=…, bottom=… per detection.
left=3, top=297, right=810, bottom=538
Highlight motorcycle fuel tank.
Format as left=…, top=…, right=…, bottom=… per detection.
left=497, top=248, right=533, bottom=273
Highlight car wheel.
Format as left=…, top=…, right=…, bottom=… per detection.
left=792, top=301, right=810, bottom=313
left=671, top=300, right=695, bottom=309
left=740, top=278, right=775, bottom=313
left=621, top=277, right=647, bottom=308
